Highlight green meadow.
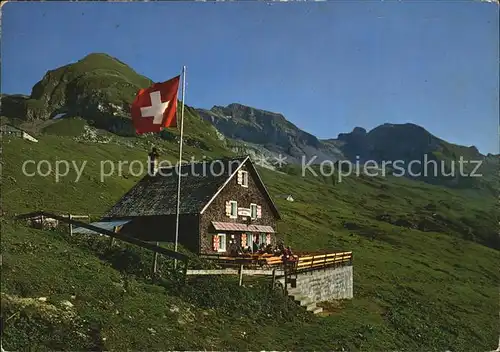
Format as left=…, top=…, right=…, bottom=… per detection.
left=1, top=129, right=498, bottom=351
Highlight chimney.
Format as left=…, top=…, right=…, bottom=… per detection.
left=148, top=147, right=159, bottom=176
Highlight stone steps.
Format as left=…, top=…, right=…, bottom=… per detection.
left=282, top=266, right=353, bottom=315
left=294, top=296, right=314, bottom=307
left=305, top=302, right=318, bottom=311
left=287, top=289, right=323, bottom=314
left=288, top=288, right=302, bottom=297
left=312, top=306, right=323, bottom=314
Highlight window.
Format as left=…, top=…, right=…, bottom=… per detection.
left=259, top=233, right=266, bottom=245
left=250, top=203, right=258, bottom=219
left=246, top=233, right=254, bottom=250
left=230, top=200, right=238, bottom=218
left=241, top=171, right=248, bottom=187
left=217, top=233, right=227, bottom=252
left=238, top=170, right=249, bottom=187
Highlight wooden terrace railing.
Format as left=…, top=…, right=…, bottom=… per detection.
left=292, top=251, right=353, bottom=273
left=199, top=251, right=353, bottom=273
left=199, top=253, right=283, bottom=269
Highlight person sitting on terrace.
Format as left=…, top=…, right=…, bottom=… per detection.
left=274, top=242, right=285, bottom=256
left=252, top=239, right=260, bottom=253
left=281, top=246, right=296, bottom=262
left=287, top=246, right=298, bottom=261
left=228, top=240, right=239, bottom=256
left=257, top=242, right=267, bottom=254
left=264, top=244, right=273, bottom=254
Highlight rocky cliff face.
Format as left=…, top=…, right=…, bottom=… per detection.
left=327, top=122, right=486, bottom=169
left=197, top=103, right=495, bottom=190
left=198, top=104, right=486, bottom=165
left=197, top=104, right=344, bottom=165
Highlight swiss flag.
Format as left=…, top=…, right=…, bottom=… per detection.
left=130, top=75, right=180, bottom=134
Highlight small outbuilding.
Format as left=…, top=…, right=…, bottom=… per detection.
left=0, top=124, right=38, bottom=143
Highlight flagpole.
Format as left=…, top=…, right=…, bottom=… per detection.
left=174, top=66, right=186, bottom=269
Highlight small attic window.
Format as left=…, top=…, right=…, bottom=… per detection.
left=239, top=170, right=248, bottom=187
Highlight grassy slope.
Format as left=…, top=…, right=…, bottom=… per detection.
left=1, top=220, right=310, bottom=351
left=1, top=131, right=499, bottom=351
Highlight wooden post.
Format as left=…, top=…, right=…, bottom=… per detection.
left=68, top=214, right=73, bottom=236
left=109, top=226, right=116, bottom=248
left=271, top=268, right=276, bottom=290
left=151, top=251, right=158, bottom=276
left=182, top=260, right=189, bottom=285
left=152, top=252, right=158, bottom=274
left=284, top=263, right=288, bottom=308
left=238, top=264, right=244, bottom=286
left=283, top=260, right=288, bottom=296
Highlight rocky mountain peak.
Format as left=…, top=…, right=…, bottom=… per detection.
left=352, top=127, right=367, bottom=135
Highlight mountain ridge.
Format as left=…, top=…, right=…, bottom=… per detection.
left=199, top=102, right=487, bottom=159
left=196, top=102, right=497, bottom=192
left=1, top=52, right=497, bottom=191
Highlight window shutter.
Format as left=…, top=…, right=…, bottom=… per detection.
left=225, top=201, right=231, bottom=216
left=237, top=171, right=243, bottom=185
left=260, top=233, right=266, bottom=244
left=241, top=233, right=247, bottom=247
left=257, top=205, right=262, bottom=218
left=247, top=234, right=253, bottom=248
left=219, top=235, right=225, bottom=251
left=213, top=235, right=220, bottom=251
left=266, top=234, right=271, bottom=245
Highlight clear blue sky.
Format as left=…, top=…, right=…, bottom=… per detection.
left=2, top=1, right=499, bottom=154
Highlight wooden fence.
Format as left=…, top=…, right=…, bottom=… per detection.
left=199, top=253, right=284, bottom=270
left=293, top=251, right=353, bottom=273
left=199, top=251, right=352, bottom=272
left=19, top=213, right=90, bottom=233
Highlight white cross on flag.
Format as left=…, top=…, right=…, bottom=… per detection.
left=131, top=75, right=180, bottom=134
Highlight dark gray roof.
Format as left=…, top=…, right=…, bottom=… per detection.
left=73, top=220, right=132, bottom=235
left=0, top=124, right=22, bottom=133
left=103, top=156, right=249, bottom=218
